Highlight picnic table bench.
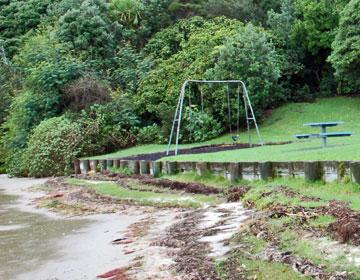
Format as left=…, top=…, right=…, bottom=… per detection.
left=295, top=122, right=352, bottom=147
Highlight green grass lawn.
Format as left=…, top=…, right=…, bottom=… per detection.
left=167, top=97, right=360, bottom=162
left=67, top=178, right=222, bottom=208
left=87, top=97, right=360, bottom=162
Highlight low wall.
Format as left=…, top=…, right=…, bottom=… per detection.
left=75, top=159, right=360, bottom=184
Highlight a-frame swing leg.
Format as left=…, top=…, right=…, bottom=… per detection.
left=167, top=82, right=187, bottom=156
left=242, top=84, right=264, bottom=146
left=167, top=94, right=182, bottom=155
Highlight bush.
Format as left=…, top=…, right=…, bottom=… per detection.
left=182, top=107, right=223, bottom=143
left=78, top=95, right=140, bottom=155
left=24, top=116, right=84, bottom=177
left=136, top=124, right=163, bottom=144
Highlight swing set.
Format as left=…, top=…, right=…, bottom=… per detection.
left=167, top=80, right=264, bottom=156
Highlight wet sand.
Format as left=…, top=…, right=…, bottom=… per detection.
left=0, top=175, right=145, bottom=280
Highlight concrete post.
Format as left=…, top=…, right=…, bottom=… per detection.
left=350, top=162, right=360, bottom=184
left=80, top=160, right=90, bottom=174
left=99, top=160, right=107, bottom=172
left=90, top=160, right=99, bottom=172
left=120, top=160, right=128, bottom=170
left=260, top=162, right=273, bottom=180
left=114, top=159, right=120, bottom=169
left=128, top=160, right=140, bottom=174
left=151, top=161, right=162, bottom=178
left=167, top=162, right=177, bottom=175
left=196, top=162, right=209, bottom=176
left=228, top=163, right=241, bottom=182
left=106, top=159, right=113, bottom=170
left=304, top=161, right=323, bottom=182
left=140, top=160, right=150, bottom=175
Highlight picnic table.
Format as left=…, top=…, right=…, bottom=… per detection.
left=295, top=121, right=352, bottom=147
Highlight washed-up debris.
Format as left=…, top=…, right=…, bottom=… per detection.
left=252, top=186, right=360, bottom=246
left=112, top=238, right=135, bottom=245
left=261, top=246, right=351, bottom=280
left=226, top=186, right=251, bottom=202
left=153, top=203, right=251, bottom=280
left=75, top=173, right=222, bottom=196
left=139, top=178, right=221, bottom=195
left=154, top=210, right=218, bottom=279
left=97, top=268, right=130, bottom=280
left=260, top=186, right=321, bottom=202
left=324, top=201, right=360, bottom=245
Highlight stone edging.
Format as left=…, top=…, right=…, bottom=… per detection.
left=74, top=159, right=360, bottom=184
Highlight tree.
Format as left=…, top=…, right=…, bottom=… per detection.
left=0, top=0, right=55, bottom=57
left=329, top=0, right=360, bottom=94
left=136, top=17, right=242, bottom=131
left=14, top=32, right=84, bottom=92
left=292, top=0, right=349, bottom=54
left=110, top=0, right=145, bottom=26
left=287, top=0, right=349, bottom=94
left=268, top=0, right=303, bottom=76
left=55, top=0, right=122, bottom=60
left=209, top=23, right=283, bottom=113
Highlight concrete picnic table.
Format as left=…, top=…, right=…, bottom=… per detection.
left=295, top=121, right=352, bottom=147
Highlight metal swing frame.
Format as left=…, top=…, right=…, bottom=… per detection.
left=167, top=79, right=264, bottom=156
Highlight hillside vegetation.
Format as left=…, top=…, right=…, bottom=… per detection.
left=0, top=0, right=359, bottom=177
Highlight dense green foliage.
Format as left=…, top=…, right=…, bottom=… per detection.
left=24, top=116, right=83, bottom=177
left=182, top=107, right=223, bottom=142
left=209, top=24, right=282, bottom=115
left=329, top=0, right=360, bottom=94
left=0, top=0, right=358, bottom=176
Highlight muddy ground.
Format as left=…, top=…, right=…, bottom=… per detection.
left=30, top=174, right=360, bottom=279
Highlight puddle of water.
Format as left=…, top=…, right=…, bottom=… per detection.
left=0, top=176, right=144, bottom=280
left=0, top=224, right=28, bottom=231
left=198, top=202, right=251, bottom=259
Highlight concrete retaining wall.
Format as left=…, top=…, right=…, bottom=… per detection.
left=77, top=159, right=360, bottom=184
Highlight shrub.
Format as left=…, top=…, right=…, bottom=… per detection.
left=182, top=107, right=223, bottom=143
left=136, top=124, right=163, bottom=144
left=78, top=95, right=140, bottom=155
left=24, top=116, right=84, bottom=177
left=14, top=32, right=85, bottom=92
left=0, top=0, right=55, bottom=57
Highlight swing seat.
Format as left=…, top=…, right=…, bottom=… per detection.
left=232, top=135, right=240, bottom=142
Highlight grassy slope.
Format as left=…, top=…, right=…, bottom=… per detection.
left=87, top=97, right=360, bottom=161
left=167, top=97, right=360, bottom=162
